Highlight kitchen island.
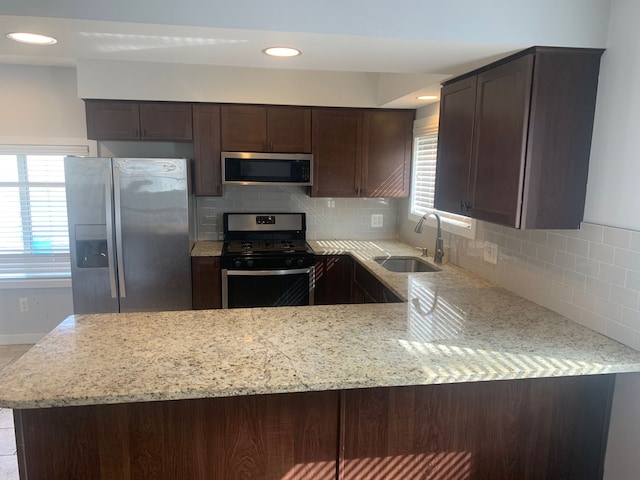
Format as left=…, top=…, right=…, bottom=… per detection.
left=2, top=240, right=640, bottom=479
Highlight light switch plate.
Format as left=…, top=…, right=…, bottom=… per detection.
left=484, top=242, right=498, bottom=264
left=371, top=214, right=383, bottom=228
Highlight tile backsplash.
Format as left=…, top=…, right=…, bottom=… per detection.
left=196, top=185, right=399, bottom=240
left=445, top=221, right=640, bottom=351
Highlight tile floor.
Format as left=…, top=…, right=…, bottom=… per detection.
left=0, top=344, right=34, bottom=480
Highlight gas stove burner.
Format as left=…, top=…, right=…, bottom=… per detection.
left=221, top=212, right=314, bottom=267
left=225, top=239, right=310, bottom=255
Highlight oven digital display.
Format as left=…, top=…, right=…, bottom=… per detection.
left=256, top=215, right=276, bottom=225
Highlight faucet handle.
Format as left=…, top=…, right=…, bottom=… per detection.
left=415, top=247, right=428, bottom=257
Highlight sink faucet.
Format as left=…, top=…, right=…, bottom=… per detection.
left=414, top=212, right=444, bottom=264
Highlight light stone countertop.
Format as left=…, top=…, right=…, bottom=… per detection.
left=2, top=239, right=640, bottom=409
left=191, top=240, right=224, bottom=256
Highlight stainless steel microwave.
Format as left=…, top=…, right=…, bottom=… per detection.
left=221, top=152, right=313, bottom=186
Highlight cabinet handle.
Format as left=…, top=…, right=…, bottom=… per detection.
left=460, top=200, right=472, bottom=212
left=141, top=129, right=147, bottom=138
left=134, top=129, right=139, bottom=137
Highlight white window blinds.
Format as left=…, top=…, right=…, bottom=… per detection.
left=410, top=126, right=438, bottom=216
left=0, top=145, right=88, bottom=279
left=409, top=119, right=474, bottom=237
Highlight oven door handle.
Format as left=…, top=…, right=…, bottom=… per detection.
left=221, top=267, right=315, bottom=309
left=224, top=268, right=313, bottom=276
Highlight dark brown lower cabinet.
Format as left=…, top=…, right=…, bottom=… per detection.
left=352, top=262, right=402, bottom=304
left=314, top=255, right=355, bottom=305
left=14, top=375, right=614, bottom=480
left=341, top=376, right=614, bottom=480
left=191, top=257, right=222, bottom=309
left=15, top=391, right=340, bottom=480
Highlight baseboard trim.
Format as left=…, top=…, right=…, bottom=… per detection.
left=0, top=333, right=45, bottom=345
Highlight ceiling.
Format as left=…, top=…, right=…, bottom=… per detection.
left=0, top=0, right=610, bottom=108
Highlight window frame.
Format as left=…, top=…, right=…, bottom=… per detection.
left=409, top=114, right=476, bottom=240
left=0, top=139, right=96, bottom=286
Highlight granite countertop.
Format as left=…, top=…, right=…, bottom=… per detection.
left=191, top=240, right=224, bottom=256
left=2, top=239, right=640, bottom=409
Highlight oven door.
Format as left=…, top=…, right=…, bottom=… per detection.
left=222, top=267, right=315, bottom=309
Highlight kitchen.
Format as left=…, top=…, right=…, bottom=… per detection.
left=1, top=1, right=640, bottom=479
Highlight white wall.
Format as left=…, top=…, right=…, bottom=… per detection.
left=605, top=372, right=640, bottom=479
left=77, top=60, right=382, bottom=107
left=0, top=64, right=86, bottom=141
left=585, top=0, right=640, bottom=231
left=0, top=64, right=85, bottom=344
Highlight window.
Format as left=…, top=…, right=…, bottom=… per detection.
left=0, top=145, right=88, bottom=280
left=409, top=116, right=475, bottom=239
left=410, top=126, right=438, bottom=215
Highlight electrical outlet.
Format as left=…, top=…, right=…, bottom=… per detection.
left=19, top=297, right=29, bottom=312
left=483, top=242, right=498, bottom=264
left=371, top=214, right=383, bottom=228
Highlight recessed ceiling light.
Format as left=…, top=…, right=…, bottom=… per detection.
left=6, top=32, right=58, bottom=45
left=262, top=47, right=301, bottom=58
left=416, top=95, right=438, bottom=101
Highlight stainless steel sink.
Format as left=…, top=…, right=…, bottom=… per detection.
left=373, top=256, right=441, bottom=273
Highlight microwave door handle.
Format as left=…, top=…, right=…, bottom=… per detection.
left=104, top=168, right=117, bottom=299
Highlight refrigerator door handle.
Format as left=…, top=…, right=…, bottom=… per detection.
left=104, top=168, right=118, bottom=299
left=113, top=165, right=127, bottom=299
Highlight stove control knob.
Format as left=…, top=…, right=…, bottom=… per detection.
left=285, top=258, right=293, bottom=267
left=233, top=259, right=242, bottom=268
left=246, top=259, right=254, bottom=268
left=296, top=257, right=305, bottom=267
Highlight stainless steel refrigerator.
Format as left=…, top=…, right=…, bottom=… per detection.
left=64, top=157, right=194, bottom=314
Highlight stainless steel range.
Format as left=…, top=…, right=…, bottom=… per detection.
left=221, top=213, right=315, bottom=309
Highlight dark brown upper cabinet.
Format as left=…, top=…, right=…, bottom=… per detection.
left=311, top=108, right=414, bottom=198
left=434, top=46, right=604, bottom=229
left=362, top=109, right=413, bottom=197
left=220, top=105, right=311, bottom=153
left=311, top=108, right=363, bottom=197
left=192, top=104, right=222, bottom=196
left=85, top=100, right=193, bottom=141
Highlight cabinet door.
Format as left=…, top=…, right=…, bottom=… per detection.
left=469, top=55, right=533, bottom=228
left=361, top=110, right=414, bottom=197
left=314, top=255, right=354, bottom=305
left=220, top=105, right=268, bottom=152
left=267, top=106, right=312, bottom=153
left=521, top=50, right=603, bottom=229
left=352, top=262, right=384, bottom=303
left=192, top=104, right=222, bottom=196
left=433, top=76, right=477, bottom=215
left=341, top=376, right=613, bottom=480
left=311, top=109, right=363, bottom=197
left=85, top=100, right=140, bottom=140
left=191, top=257, right=222, bottom=309
left=138, top=103, right=193, bottom=141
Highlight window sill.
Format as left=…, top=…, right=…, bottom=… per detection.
left=0, top=276, right=71, bottom=290
left=409, top=210, right=477, bottom=240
